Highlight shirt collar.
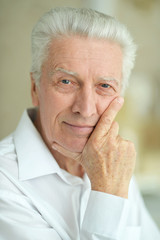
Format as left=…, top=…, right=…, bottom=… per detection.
left=14, top=108, right=61, bottom=181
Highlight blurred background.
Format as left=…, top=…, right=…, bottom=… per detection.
left=0, top=0, right=160, bottom=227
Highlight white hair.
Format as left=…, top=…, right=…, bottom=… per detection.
left=31, top=7, right=137, bottom=93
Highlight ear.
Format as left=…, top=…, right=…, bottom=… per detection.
left=30, top=73, right=39, bottom=107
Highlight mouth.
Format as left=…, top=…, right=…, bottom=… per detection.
left=63, top=122, right=95, bottom=136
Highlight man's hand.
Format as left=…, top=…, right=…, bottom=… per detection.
left=52, top=97, right=136, bottom=199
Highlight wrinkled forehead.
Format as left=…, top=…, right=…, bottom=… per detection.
left=47, top=36, right=123, bottom=62
left=42, top=36, right=123, bottom=83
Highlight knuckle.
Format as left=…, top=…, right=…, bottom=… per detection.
left=116, top=134, right=122, bottom=143
left=104, top=116, right=112, bottom=126
left=109, top=121, right=119, bottom=134
left=107, top=138, right=116, bottom=150
left=127, top=141, right=136, bottom=154
left=112, top=121, right=119, bottom=129
left=117, top=138, right=136, bottom=158
left=91, top=137, right=101, bottom=152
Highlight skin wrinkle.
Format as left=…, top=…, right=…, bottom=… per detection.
left=48, top=69, right=120, bottom=100
left=49, top=67, right=78, bottom=78
left=47, top=37, right=122, bottom=80
left=49, top=67, right=120, bottom=88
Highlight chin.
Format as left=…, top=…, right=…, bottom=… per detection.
left=64, top=138, right=88, bottom=153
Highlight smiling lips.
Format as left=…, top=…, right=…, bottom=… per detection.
left=63, top=122, right=95, bottom=136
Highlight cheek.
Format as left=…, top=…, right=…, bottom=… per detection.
left=39, top=91, right=74, bottom=133
left=97, top=95, right=118, bottom=115
left=40, top=96, right=62, bottom=126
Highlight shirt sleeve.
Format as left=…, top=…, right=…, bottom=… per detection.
left=80, top=177, right=160, bottom=240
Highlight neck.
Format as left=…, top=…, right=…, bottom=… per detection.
left=51, top=150, right=85, bottom=178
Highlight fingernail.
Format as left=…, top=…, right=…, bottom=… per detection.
left=116, top=97, right=124, bottom=105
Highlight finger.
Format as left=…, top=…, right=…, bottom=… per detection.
left=102, top=122, right=119, bottom=150
left=52, top=142, right=81, bottom=161
left=91, top=97, right=124, bottom=141
left=107, top=121, right=119, bottom=140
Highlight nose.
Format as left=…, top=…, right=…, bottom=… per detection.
left=72, top=86, right=97, bottom=118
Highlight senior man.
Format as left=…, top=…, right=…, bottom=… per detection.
left=0, top=7, right=159, bottom=240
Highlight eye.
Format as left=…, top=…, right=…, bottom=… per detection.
left=53, top=78, right=79, bottom=94
left=61, top=79, right=71, bottom=84
left=101, top=83, right=111, bottom=88
left=96, top=82, right=116, bottom=96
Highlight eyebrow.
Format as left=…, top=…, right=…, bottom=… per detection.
left=50, top=67, right=120, bottom=86
left=99, top=77, right=120, bottom=86
left=49, top=67, right=78, bottom=77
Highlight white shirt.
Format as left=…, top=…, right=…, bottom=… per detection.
left=0, top=109, right=159, bottom=240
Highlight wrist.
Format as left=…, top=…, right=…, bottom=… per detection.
left=91, top=183, right=129, bottom=199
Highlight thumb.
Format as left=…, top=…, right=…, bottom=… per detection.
left=91, top=97, right=124, bottom=141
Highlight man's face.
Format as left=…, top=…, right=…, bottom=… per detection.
left=31, top=36, right=123, bottom=153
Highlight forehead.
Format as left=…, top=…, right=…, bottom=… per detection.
left=44, top=36, right=123, bottom=79
left=48, top=36, right=122, bottom=60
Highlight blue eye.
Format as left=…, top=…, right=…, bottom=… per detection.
left=101, top=83, right=110, bottom=88
left=61, top=79, right=70, bottom=84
